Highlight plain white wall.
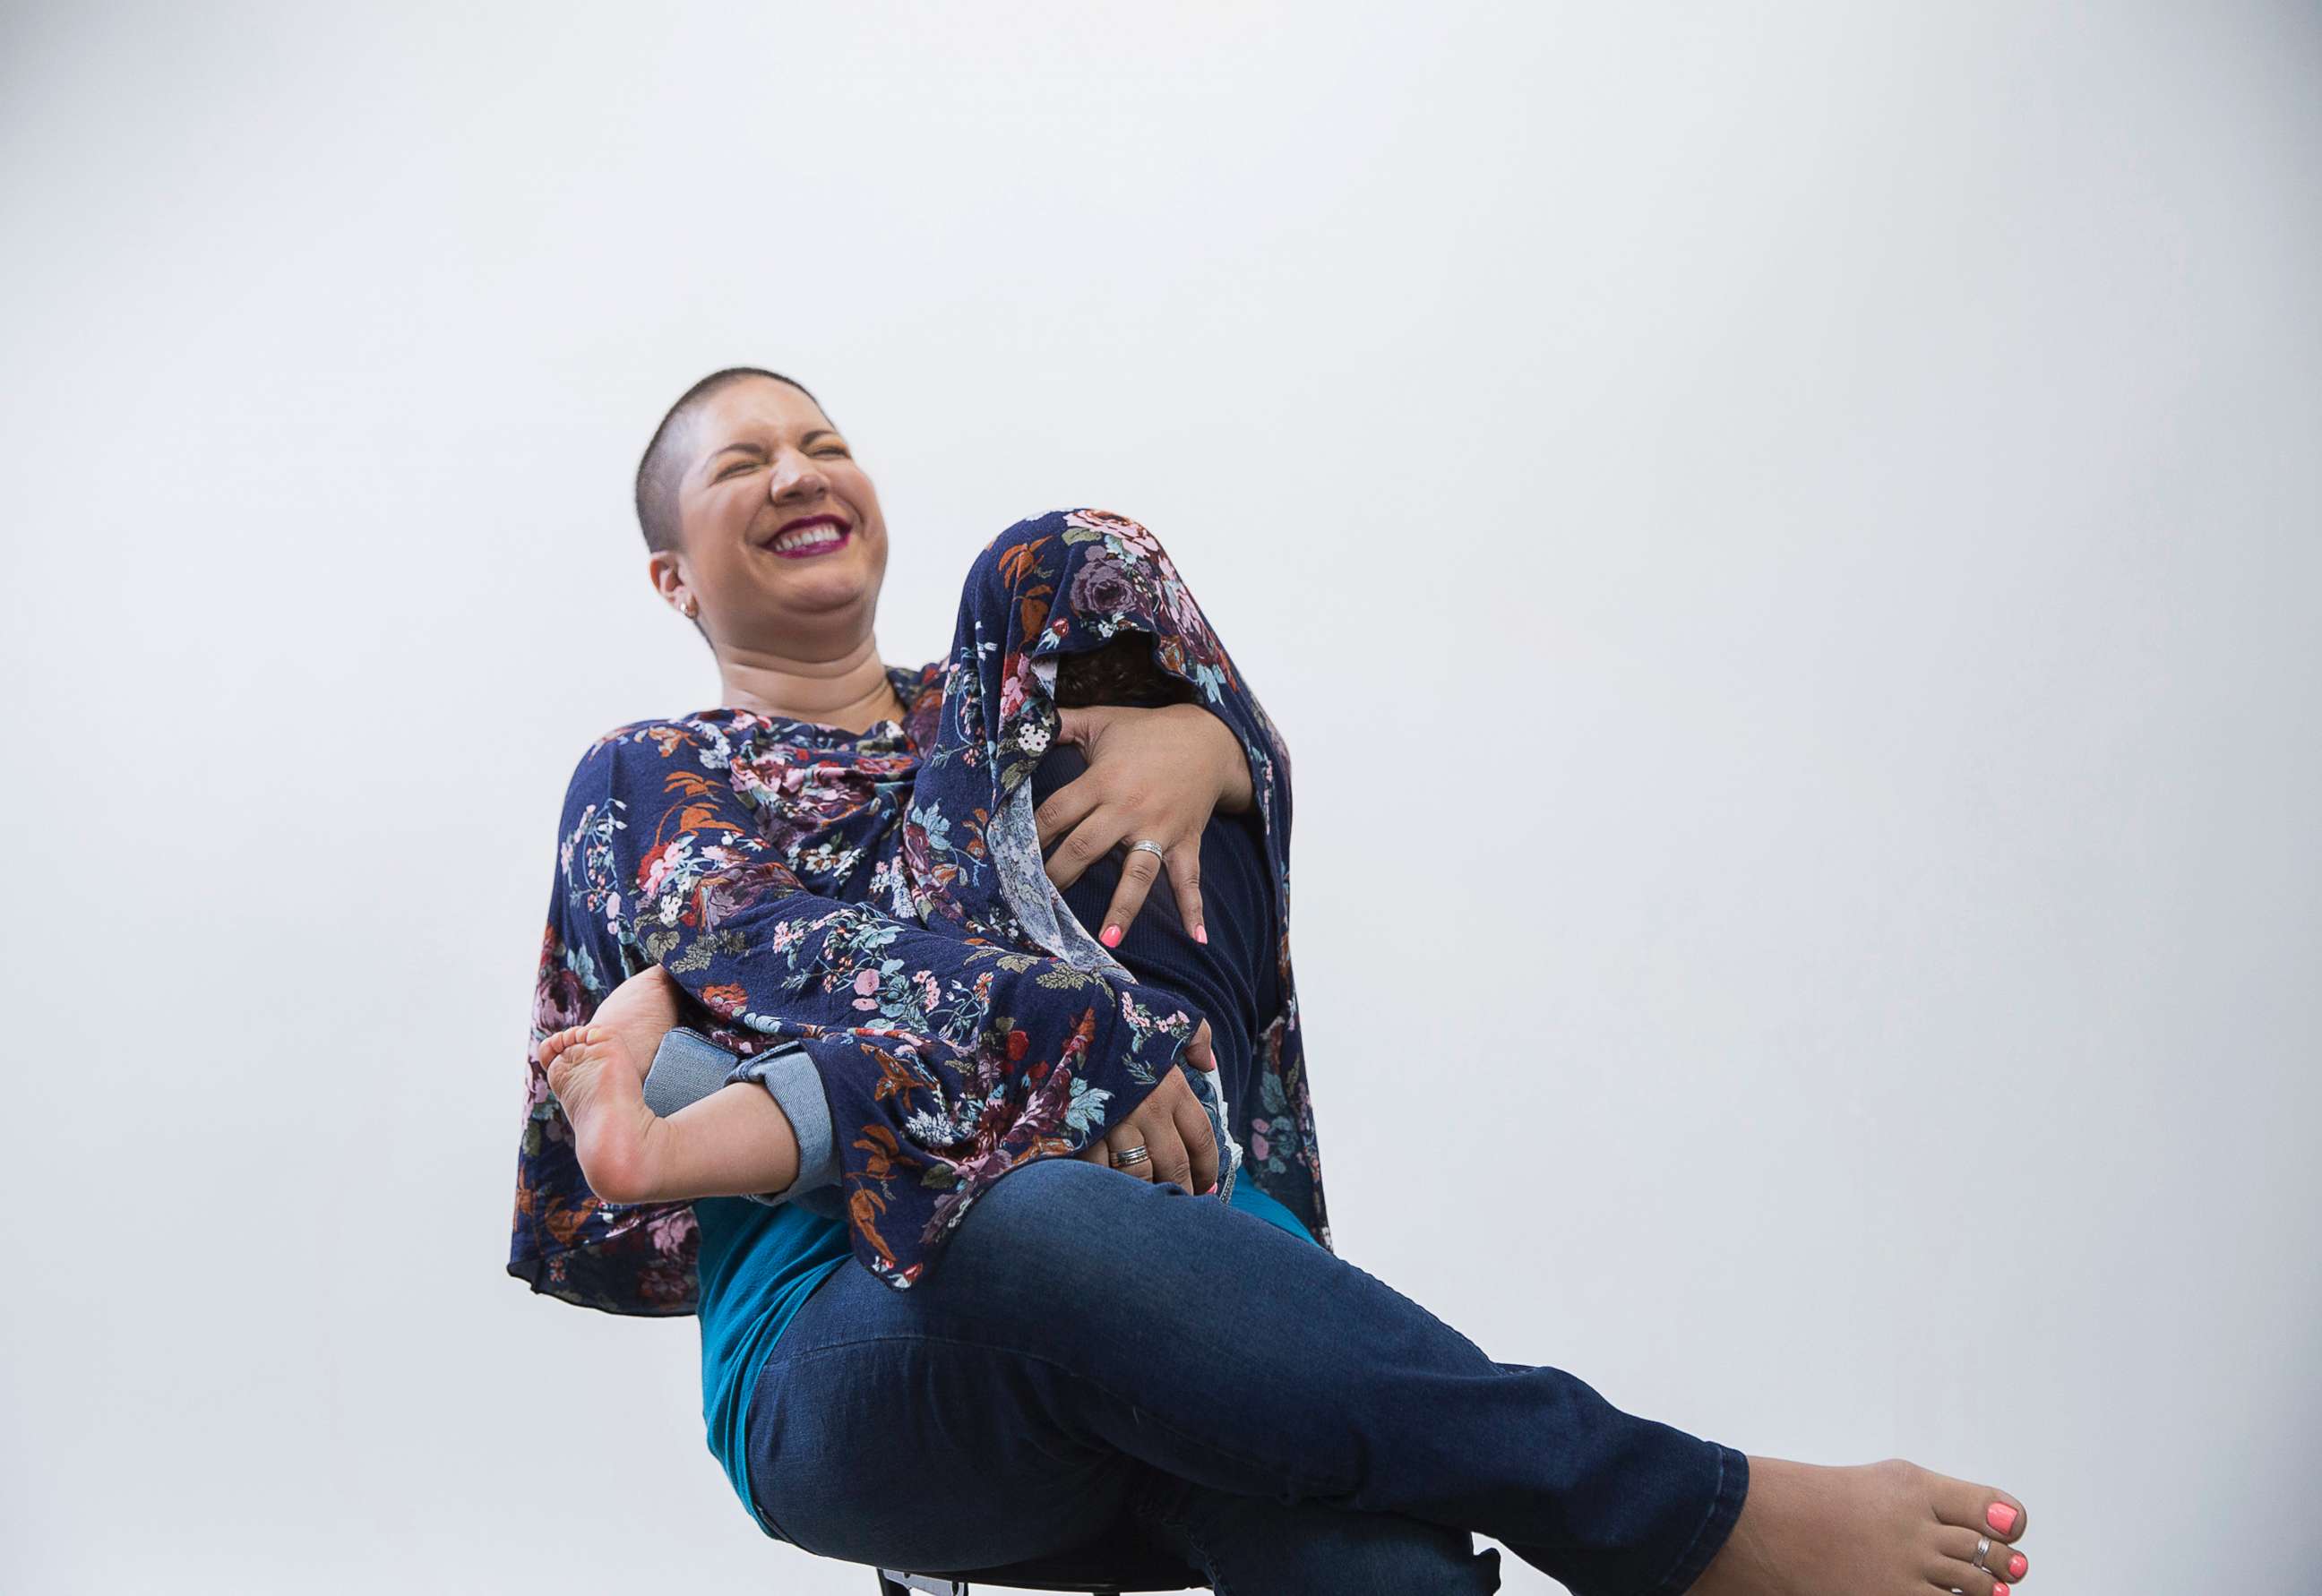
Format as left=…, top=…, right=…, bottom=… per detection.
left=4, top=2, right=2316, bottom=1590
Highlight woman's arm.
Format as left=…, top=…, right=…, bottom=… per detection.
left=538, top=694, right=1257, bottom=1214
left=559, top=722, right=1202, bottom=1060
left=550, top=721, right=1210, bottom=1216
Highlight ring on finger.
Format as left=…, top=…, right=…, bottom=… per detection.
left=1127, top=838, right=1167, bottom=863
left=1114, top=1143, right=1150, bottom=1168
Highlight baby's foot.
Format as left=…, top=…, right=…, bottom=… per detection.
left=538, top=965, right=686, bottom=1204
left=1689, top=1456, right=2030, bottom=1596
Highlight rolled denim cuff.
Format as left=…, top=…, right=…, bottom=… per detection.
left=638, top=1027, right=840, bottom=1207
left=723, top=1043, right=842, bottom=1206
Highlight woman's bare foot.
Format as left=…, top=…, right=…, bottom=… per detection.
left=538, top=965, right=687, bottom=1204
left=1689, top=1457, right=2030, bottom=1596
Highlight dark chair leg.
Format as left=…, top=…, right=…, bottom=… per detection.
left=874, top=1571, right=970, bottom=1596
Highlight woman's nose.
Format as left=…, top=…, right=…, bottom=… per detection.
left=768, top=450, right=828, bottom=502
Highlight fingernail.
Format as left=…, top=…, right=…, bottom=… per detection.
left=1199, top=1181, right=1217, bottom=1195
left=1194, top=925, right=1208, bottom=944
left=1101, top=924, right=1122, bottom=948
left=1986, top=1503, right=2017, bottom=1535
left=2008, top=1553, right=2026, bottom=1579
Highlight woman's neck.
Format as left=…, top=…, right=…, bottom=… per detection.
left=716, top=638, right=904, bottom=734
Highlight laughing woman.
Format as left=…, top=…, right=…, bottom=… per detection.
left=507, top=367, right=2034, bottom=1596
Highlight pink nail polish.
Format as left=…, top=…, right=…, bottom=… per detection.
left=1199, top=1181, right=1217, bottom=1196
left=1101, top=924, right=1122, bottom=948
left=1194, top=925, right=1208, bottom=944
left=1991, top=1584, right=2008, bottom=1596
left=1986, top=1503, right=2017, bottom=1535
left=2008, top=1553, right=2026, bottom=1579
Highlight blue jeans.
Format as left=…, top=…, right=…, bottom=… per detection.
left=737, top=744, right=1748, bottom=1596
left=743, top=1160, right=1744, bottom=1594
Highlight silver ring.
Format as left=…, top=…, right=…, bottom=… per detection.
left=1972, top=1537, right=1992, bottom=1573
left=1114, top=1144, right=1150, bottom=1167
left=1126, top=838, right=1167, bottom=864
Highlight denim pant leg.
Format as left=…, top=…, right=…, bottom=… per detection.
left=1127, top=1470, right=1505, bottom=1595
left=745, top=1186, right=1504, bottom=1594
left=744, top=1255, right=1499, bottom=1593
left=748, top=1156, right=1746, bottom=1596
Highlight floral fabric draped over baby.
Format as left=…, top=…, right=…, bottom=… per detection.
left=507, top=509, right=1331, bottom=1313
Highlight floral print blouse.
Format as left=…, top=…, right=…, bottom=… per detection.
left=507, top=509, right=1332, bottom=1315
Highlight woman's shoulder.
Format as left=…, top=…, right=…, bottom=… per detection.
left=580, top=705, right=761, bottom=746
left=556, top=711, right=765, bottom=810
left=573, top=708, right=749, bottom=757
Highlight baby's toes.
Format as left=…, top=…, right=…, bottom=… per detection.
left=544, top=1028, right=609, bottom=1101
left=1932, top=1475, right=2027, bottom=1544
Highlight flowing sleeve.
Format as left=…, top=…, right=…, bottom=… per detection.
left=940, top=510, right=1320, bottom=1248
left=555, top=716, right=1210, bottom=1290
left=507, top=781, right=703, bottom=1317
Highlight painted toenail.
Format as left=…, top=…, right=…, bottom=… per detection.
left=1986, top=1503, right=2017, bottom=1534
left=1991, top=1584, right=2008, bottom=1596
left=2008, top=1552, right=2026, bottom=1578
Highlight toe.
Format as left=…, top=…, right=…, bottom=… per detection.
left=1932, top=1565, right=2010, bottom=1596
left=1936, top=1525, right=2028, bottom=1585
left=1933, top=1475, right=2027, bottom=1542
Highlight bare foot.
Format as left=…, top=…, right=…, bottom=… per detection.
left=1689, top=1457, right=2030, bottom=1596
left=538, top=965, right=687, bottom=1204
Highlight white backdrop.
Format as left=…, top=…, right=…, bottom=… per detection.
left=4, top=3, right=2316, bottom=1591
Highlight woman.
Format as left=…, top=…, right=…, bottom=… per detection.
left=509, top=367, right=2034, bottom=1596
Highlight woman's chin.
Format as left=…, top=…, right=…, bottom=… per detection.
left=746, top=569, right=881, bottom=622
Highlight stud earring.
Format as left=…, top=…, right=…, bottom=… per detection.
left=681, top=596, right=699, bottom=619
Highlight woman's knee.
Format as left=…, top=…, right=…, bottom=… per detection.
left=942, top=1156, right=1177, bottom=1309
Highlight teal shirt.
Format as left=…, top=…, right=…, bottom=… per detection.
left=693, top=1176, right=1318, bottom=1535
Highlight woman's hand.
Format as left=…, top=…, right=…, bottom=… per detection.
left=1075, top=1018, right=1221, bottom=1193
left=1035, top=701, right=1254, bottom=948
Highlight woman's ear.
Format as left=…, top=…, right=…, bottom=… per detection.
left=647, top=549, right=690, bottom=616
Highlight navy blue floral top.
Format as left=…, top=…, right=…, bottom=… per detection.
left=507, top=510, right=1332, bottom=1314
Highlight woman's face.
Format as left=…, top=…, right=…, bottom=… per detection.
left=658, top=375, right=890, bottom=653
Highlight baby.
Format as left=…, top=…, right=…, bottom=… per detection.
left=538, top=969, right=1221, bottom=1213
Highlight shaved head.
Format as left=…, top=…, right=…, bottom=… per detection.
left=634, top=367, right=830, bottom=553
